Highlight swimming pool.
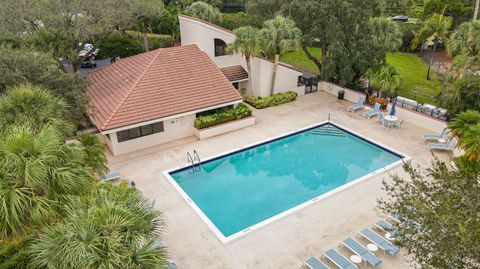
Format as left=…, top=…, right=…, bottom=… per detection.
left=165, top=122, right=405, bottom=242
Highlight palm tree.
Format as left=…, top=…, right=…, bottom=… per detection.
left=0, top=127, right=94, bottom=241
left=260, top=16, right=301, bottom=96
left=29, top=183, right=167, bottom=269
left=459, top=124, right=480, bottom=161
left=448, top=110, right=480, bottom=137
left=474, top=0, right=479, bottom=21
left=412, top=12, right=453, bottom=80
left=365, top=65, right=401, bottom=98
left=448, top=21, right=480, bottom=77
left=79, top=133, right=109, bottom=176
left=227, top=26, right=259, bottom=95
left=448, top=111, right=480, bottom=161
left=0, top=84, right=74, bottom=136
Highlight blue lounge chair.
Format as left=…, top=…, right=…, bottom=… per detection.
left=341, top=237, right=382, bottom=267
left=100, top=172, right=120, bottom=182
left=375, top=220, right=393, bottom=232
left=303, top=257, right=331, bottom=269
left=348, top=96, right=365, bottom=112
left=360, top=229, right=399, bottom=255
left=323, top=249, right=358, bottom=269
left=363, top=103, right=381, bottom=118
left=422, top=128, right=449, bottom=141
left=427, top=137, right=455, bottom=152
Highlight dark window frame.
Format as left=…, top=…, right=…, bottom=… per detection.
left=214, top=38, right=227, bottom=57
left=117, top=121, right=165, bottom=143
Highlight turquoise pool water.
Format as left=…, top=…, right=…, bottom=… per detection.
left=169, top=124, right=402, bottom=238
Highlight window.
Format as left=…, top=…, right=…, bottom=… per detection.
left=117, top=121, right=164, bottom=143
left=214, top=38, right=227, bottom=57
left=232, top=82, right=239, bottom=89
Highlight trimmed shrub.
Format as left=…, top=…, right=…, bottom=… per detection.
left=194, top=103, right=252, bottom=129
left=243, top=91, right=298, bottom=109
left=125, top=30, right=174, bottom=49
left=96, top=35, right=144, bottom=59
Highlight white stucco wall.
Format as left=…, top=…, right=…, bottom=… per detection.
left=104, top=115, right=196, bottom=156
left=179, top=15, right=303, bottom=97
left=320, top=81, right=365, bottom=103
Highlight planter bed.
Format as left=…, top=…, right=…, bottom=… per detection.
left=194, top=116, right=255, bottom=140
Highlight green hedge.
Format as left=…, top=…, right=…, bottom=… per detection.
left=194, top=103, right=252, bottom=129
left=97, top=35, right=144, bottom=59
left=125, top=30, right=174, bottom=49
left=243, top=91, right=298, bottom=109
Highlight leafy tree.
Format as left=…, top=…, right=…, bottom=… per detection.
left=218, top=12, right=252, bottom=30
left=378, top=158, right=480, bottom=269
left=0, top=85, right=74, bottom=136
left=438, top=75, right=480, bottom=115
left=412, top=12, right=453, bottom=80
left=244, top=0, right=287, bottom=27
left=448, top=21, right=480, bottom=77
left=260, top=15, right=301, bottom=95
left=285, top=0, right=350, bottom=79
left=185, top=1, right=222, bottom=23
left=365, top=65, right=401, bottom=97
left=380, top=0, right=414, bottom=16
left=96, top=34, right=145, bottom=59
left=152, top=3, right=181, bottom=40
left=134, top=0, right=164, bottom=52
left=227, top=26, right=259, bottom=96
left=29, top=182, right=167, bottom=269
left=0, top=127, right=94, bottom=241
left=422, top=0, right=474, bottom=26
left=0, top=0, right=142, bottom=73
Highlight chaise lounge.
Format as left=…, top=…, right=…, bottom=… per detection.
left=303, top=256, right=331, bottom=269
left=360, top=228, right=399, bottom=255
left=422, top=128, right=449, bottom=141
left=341, top=237, right=382, bottom=267
left=427, top=137, right=456, bottom=152
left=348, top=96, right=365, bottom=112
left=362, top=103, right=382, bottom=119
left=324, top=249, right=358, bottom=269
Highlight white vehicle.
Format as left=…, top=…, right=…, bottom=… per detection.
left=79, top=43, right=99, bottom=57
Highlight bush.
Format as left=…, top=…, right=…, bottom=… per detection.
left=96, top=35, right=144, bottom=59
left=194, top=103, right=252, bottom=129
left=243, top=91, right=298, bottom=109
left=397, top=22, right=421, bottom=52
left=217, top=12, right=252, bottom=30
left=125, top=31, right=174, bottom=49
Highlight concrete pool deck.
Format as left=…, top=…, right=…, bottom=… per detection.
left=107, top=91, right=451, bottom=269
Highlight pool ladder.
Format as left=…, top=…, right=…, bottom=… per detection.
left=186, top=150, right=202, bottom=173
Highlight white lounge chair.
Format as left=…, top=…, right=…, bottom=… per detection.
left=422, top=128, right=449, bottom=141
left=100, top=172, right=120, bottom=182
left=348, top=96, right=365, bottom=112
left=323, top=249, right=358, bottom=269
left=360, top=229, right=399, bottom=255
left=363, top=103, right=382, bottom=118
left=427, top=137, right=456, bottom=152
left=303, top=256, right=331, bottom=269
left=377, top=113, right=392, bottom=129
left=341, top=237, right=382, bottom=267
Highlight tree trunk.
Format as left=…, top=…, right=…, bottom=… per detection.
left=246, top=55, right=253, bottom=95
left=320, top=42, right=327, bottom=80
left=474, top=0, right=479, bottom=21
left=301, top=45, right=322, bottom=76
left=143, top=19, right=149, bottom=52
left=426, top=42, right=437, bottom=80
left=270, top=54, right=279, bottom=96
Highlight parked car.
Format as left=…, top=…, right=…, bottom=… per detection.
left=79, top=43, right=99, bottom=57
left=81, top=60, right=97, bottom=68
left=392, top=15, right=409, bottom=22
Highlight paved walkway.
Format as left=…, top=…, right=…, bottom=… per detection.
left=108, top=92, right=450, bottom=269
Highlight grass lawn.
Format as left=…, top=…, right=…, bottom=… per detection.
left=280, top=47, right=321, bottom=74
left=386, top=52, right=440, bottom=105
left=281, top=49, right=440, bottom=105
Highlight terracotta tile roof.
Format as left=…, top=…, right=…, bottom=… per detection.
left=220, top=65, right=249, bottom=82
left=87, top=44, right=242, bottom=131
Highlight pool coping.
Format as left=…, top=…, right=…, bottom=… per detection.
left=162, top=120, right=411, bottom=244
